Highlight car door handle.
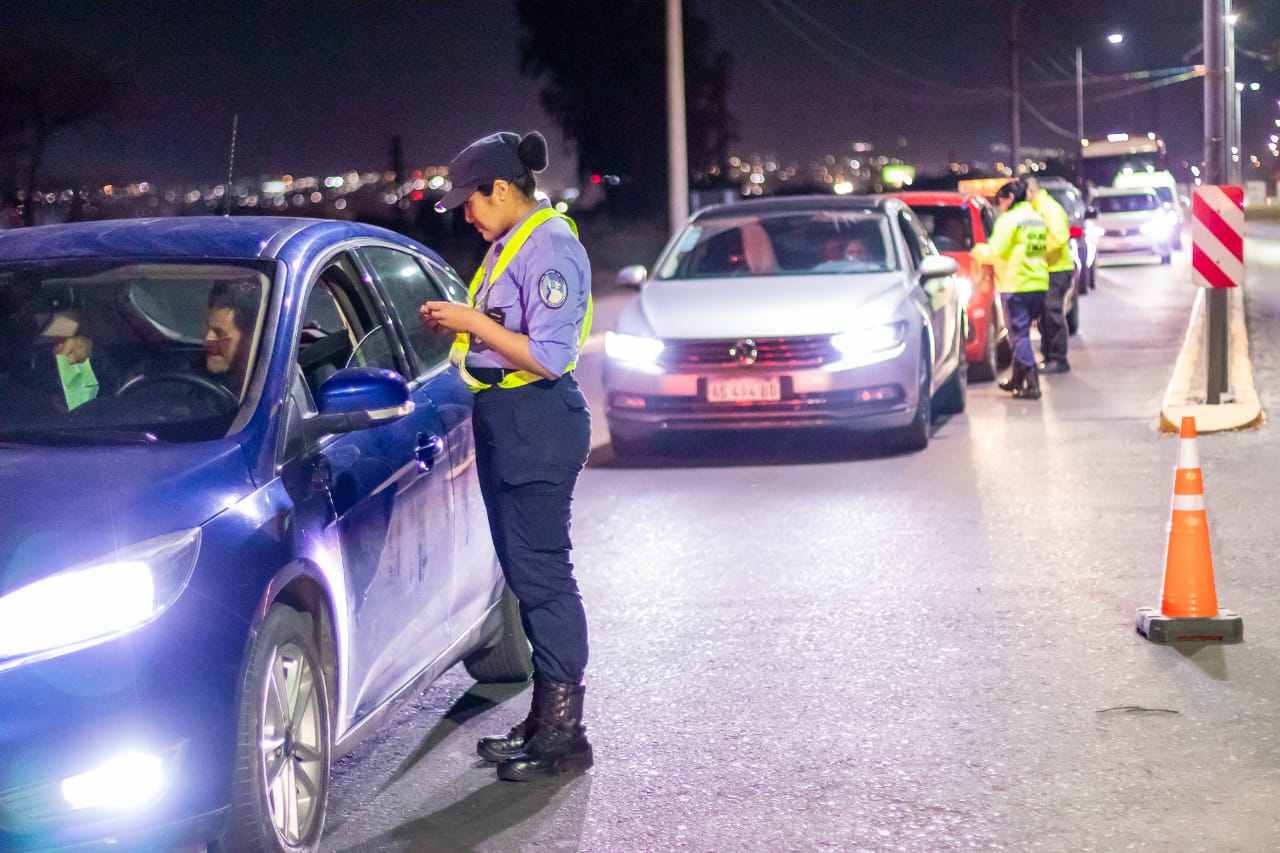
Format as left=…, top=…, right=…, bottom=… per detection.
left=415, top=434, right=445, bottom=473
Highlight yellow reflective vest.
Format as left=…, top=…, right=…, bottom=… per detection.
left=450, top=208, right=594, bottom=392
left=972, top=201, right=1049, bottom=294
left=1032, top=189, right=1074, bottom=273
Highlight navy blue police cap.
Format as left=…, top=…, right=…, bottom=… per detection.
left=436, top=131, right=530, bottom=212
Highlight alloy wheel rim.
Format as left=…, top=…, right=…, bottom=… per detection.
left=260, top=640, right=324, bottom=846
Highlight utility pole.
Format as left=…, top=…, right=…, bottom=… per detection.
left=1010, top=0, right=1021, bottom=174
left=1075, top=45, right=1085, bottom=182
left=1204, top=0, right=1229, bottom=404
left=666, top=0, right=689, bottom=232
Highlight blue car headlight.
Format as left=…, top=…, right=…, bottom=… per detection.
left=0, top=528, right=201, bottom=671
left=829, top=321, right=908, bottom=368
left=605, top=331, right=664, bottom=365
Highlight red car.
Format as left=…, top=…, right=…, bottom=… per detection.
left=891, top=191, right=1006, bottom=382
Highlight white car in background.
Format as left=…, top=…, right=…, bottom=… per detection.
left=602, top=195, right=968, bottom=457
left=1089, top=186, right=1176, bottom=265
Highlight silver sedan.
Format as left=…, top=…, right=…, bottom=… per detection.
left=603, top=195, right=967, bottom=456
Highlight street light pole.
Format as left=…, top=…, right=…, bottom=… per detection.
left=1204, top=0, right=1230, bottom=404
left=1075, top=45, right=1084, bottom=171
left=665, top=0, right=689, bottom=232
left=1225, top=8, right=1239, bottom=185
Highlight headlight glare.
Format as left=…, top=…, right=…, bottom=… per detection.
left=831, top=321, right=907, bottom=361
left=605, top=331, right=664, bottom=364
left=0, top=528, right=201, bottom=669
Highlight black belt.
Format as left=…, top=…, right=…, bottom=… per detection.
left=468, top=366, right=513, bottom=384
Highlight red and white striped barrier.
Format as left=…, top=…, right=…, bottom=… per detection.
left=1191, top=185, right=1244, bottom=289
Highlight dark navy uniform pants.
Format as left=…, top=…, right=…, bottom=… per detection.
left=472, top=373, right=591, bottom=685
left=1001, top=290, right=1047, bottom=370
left=1038, top=269, right=1073, bottom=365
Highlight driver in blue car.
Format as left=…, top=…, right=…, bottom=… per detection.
left=112, top=277, right=259, bottom=420
left=201, top=278, right=257, bottom=399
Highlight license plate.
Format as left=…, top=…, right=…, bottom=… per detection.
left=706, top=376, right=782, bottom=402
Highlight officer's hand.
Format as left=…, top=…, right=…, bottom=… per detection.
left=420, top=301, right=471, bottom=335
left=54, top=334, right=93, bottom=365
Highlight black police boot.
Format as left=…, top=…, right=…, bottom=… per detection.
left=998, top=362, right=1025, bottom=393
left=496, top=681, right=593, bottom=782
left=1013, top=364, right=1041, bottom=399
left=477, top=677, right=546, bottom=762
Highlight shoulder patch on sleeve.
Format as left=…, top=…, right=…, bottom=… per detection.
left=538, top=269, right=569, bottom=308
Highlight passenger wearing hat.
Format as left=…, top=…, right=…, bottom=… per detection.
left=420, top=130, right=594, bottom=781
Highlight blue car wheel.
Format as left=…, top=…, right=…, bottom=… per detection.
left=221, top=605, right=331, bottom=853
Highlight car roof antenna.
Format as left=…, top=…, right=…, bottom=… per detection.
left=222, top=113, right=239, bottom=217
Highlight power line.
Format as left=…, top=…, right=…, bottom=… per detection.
left=1021, top=99, right=1078, bottom=141
left=758, top=0, right=997, bottom=104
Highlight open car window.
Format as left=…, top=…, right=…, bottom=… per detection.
left=0, top=259, right=273, bottom=445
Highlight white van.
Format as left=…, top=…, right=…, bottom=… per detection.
left=1111, top=169, right=1185, bottom=249
left=1090, top=187, right=1176, bottom=264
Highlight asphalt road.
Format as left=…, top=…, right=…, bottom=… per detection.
left=322, top=227, right=1280, bottom=853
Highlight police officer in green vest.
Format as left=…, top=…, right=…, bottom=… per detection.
left=1027, top=177, right=1073, bottom=373
left=421, top=130, right=594, bottom=781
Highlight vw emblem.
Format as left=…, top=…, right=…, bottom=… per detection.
left=729, top=338, right=758, bottom=367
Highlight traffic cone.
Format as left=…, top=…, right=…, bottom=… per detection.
left=1136, top=416, right=1243, bottom=643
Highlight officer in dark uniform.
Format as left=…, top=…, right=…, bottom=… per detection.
left=421, top=130, right=594, bottom=782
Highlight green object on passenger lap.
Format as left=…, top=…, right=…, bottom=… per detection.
left=55, top=353, right=99, bottom=410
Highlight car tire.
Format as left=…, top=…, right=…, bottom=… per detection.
left=889, top=345, right=930, bottom=452
left=967, top=319, right=997, bottom=383
left=463, top=585, right=534, bottom=683
left=1160, top=252, right=1172, bottom=265
left=935, top=346, right=966, bottom=414
left=222, top=605, right=331, bottom=853
left=1076, top=263, right=1092, bottom=295
left=610, top=432, right=651, bottom=459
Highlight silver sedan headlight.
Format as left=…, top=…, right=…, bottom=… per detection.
left=829, top=321, right=908, bottom=368
left=0, top=528, right=201, bottom=671
left=605, top=331, right=665, bottom=366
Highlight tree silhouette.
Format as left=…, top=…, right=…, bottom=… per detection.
left=0, top=44, right=125, bottom=225
left=516, top=0, right=735, bottom=216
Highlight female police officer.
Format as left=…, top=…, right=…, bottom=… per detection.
left=421, top=130, right=594, bottom=781
left=973, top=179, right=1049, bottom=400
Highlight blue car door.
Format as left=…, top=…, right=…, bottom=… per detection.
left=356, top=247, right=500, bottom=636
left=290, top=253, right=454, bottom=728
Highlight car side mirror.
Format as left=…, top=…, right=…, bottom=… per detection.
left=303, top=367, right=413, bottom=441
left=918, top=254, right=959, bottom=282
left=615, top=265, right=647, bottom=289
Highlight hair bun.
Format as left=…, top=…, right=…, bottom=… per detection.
left=518, top=131, right=549, bottom=173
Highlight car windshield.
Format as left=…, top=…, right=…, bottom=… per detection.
left=656, top=210, right=898, bottom=279
left=0, top=259, right=273, bottom=445
left=907, top=205, right=974, bottom=251
left=1096, top=193, right=1159, bottom=213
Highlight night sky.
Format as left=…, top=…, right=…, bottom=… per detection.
left=3, top=0, right=1277, bottom=186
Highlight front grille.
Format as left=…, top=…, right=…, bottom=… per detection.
left=1104, top=227, right=1141, bottom=237
left=659, top=335, right=835, bottom=370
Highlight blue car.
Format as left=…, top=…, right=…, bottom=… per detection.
left=0, top=217, right=532, bottom=852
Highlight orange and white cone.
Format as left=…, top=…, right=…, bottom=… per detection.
left=1136, top=416, right=1243, bottom=643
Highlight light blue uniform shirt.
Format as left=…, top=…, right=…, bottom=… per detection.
left=469, top=202, right=591, bottom=375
